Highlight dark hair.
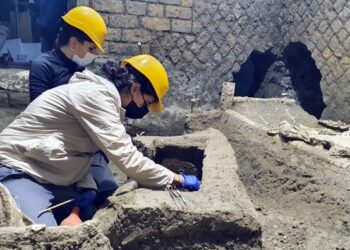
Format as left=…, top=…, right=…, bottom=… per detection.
left=102, top=61, right=158, bottom=101
left=57, top=23, right=93, bottom=48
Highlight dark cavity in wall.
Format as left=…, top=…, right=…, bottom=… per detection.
left=282, top=42, right=325, bottom=119
left=233, top=43, right=325, bottom=119
left=154, top=146, right=204, bottom=181
left=233, top=50, right=276, bottom=97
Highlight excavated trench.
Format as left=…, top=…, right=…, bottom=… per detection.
left=106, top=130, right=262, bottom=249
left=154, top=146, right=204, bottom=181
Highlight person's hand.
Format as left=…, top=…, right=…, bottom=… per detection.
left=73, top=190, right=96, bottom=209
left=181, top=174, right=201, bottom=191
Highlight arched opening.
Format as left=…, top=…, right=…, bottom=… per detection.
left=282, top=42, right=325, bottom=118
left=233, top=43, right=325, bottom=118
left=233, top=50, right=276, bottom=97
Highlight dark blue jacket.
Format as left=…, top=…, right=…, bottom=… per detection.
left=29, top=48, right=84, bottom=101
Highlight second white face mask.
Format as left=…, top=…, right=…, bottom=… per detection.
left=72, top=52, right=97, bottom=67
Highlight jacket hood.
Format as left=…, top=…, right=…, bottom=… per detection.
left=69, top=69, right=112, bottom=88
left=68, top=69, right=126, bottom=117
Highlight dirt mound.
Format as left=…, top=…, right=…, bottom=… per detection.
left=185, top=94, right=350, bottom=250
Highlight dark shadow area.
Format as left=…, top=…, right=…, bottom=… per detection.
left=0, top=0, right=77, bottom=69
left=125, top=120, right=186, bottom=137
left=154, top=146, right=204, bottom=181
left=233, top=44, right=325, bottom=118
left=283, top=42, right=325, bottom=118
left=233, top=50, right=276, bottom=96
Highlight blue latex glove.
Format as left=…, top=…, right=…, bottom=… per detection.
left=181, top=174, right=201, bottom=191
left=73, top=190, right=96, bottom=209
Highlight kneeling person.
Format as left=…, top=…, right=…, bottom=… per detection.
left=0, top=54, right=200, bottom=226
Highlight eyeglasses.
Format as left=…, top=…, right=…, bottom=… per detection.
left=141, top=92, right=157, bottom=107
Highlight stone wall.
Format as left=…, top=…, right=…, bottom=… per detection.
left=75, top=0, right=350, bottom=131
left=0, top=70, right=29, bottom=107
left=74, top=0, right=350, bottom=129
left=282, top=0, right=350, bottom=121
left=1, top=0, right=349, bottom=134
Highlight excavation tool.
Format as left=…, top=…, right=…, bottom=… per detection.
left=38, top=199, right=74, bottom=217
left=166, top=184, right=187, bottom=208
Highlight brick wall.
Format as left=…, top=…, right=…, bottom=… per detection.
left=1, top=0, right=349, bottom=134
left=75, top=0, right=350, bottom=127
left=0, top=70, right=29, bottom=107
left=79, top=0, right=195, bottom=56
left=282, top=0, right=350, bottom=120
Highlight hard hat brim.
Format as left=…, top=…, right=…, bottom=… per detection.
left=148, top=102, right=163, bottom=113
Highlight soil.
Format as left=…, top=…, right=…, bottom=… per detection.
left=185, top=101, right=350, bottom=250
left=228, top=127, right=349, bottom=250
left=0, top=98, right=349, bottom=249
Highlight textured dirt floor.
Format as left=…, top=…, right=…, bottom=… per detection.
left=185, top=99, right=350, bottom=250
left=227, top=122, right=349, bottom=250
left=0, top=96, right=349, bottom=249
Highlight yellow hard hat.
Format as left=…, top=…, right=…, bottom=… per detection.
left=62, top=6, right=107, bottom=53
left=122, top=54, right=169, bottom=113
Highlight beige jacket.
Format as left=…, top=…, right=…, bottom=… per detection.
left=0, top=70, right=173, bottom=189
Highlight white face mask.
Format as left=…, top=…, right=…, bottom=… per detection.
left=72, top=52, right=97, bottom=67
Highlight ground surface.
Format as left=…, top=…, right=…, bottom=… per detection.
left=0, top=96, right=349, bottom=249
left=186, top=98, right=350, bottom=250
left=230, top=124, right=349, bottom=250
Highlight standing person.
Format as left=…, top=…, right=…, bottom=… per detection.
left=29, top=0, right=68, bottom=52
left=28, top=0, right=40, bottom=43
left=29, top=6, right=114, bottom=211
left=0, top=0, right=10, bottom=52
left=0, top=54, right=201, bottom=226
left=29, top=5, right=107, bottom=101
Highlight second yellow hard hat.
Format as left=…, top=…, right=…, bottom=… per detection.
left=62, top=6, right=107, bottom=53
left=122, top=55, right=169, bottom=113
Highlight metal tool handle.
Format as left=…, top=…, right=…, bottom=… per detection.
left=38, top=199, right=74, bottom=217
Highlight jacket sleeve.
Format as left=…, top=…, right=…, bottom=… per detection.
left=69, top=88, right=174, bottom=188
left=29, top=59, right=53, bottom=102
